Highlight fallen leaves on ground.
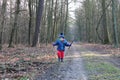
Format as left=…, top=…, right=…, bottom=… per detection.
left=81, top=43, right=120, bottom=55
left=0, top=44, right=57, bottom=79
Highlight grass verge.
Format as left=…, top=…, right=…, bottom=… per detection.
left=82, top=53, right=120, bottom=80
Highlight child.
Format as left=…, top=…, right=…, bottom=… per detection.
left=53, top=33, right=71, bottom=62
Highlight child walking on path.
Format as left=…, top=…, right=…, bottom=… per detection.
left=53, top=33, right=71, bottom=62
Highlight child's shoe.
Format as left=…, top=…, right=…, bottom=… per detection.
left=61, top=58, right=63, bottom=62
left=58, top=58, right=61, bottom=62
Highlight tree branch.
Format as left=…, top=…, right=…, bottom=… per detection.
left=96, top=0, right=112, bottom=42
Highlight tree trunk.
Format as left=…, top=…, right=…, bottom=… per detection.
left=8, top=0, right=20, bottom=47
left=32, top=0, right=44, bottom=47
left=28, top=0, right=32, bottom=45
left=112, top=0, right=119, bottom=47
left=102, top=0, right=109, bottom=44
left=64, top=0, right=69, bottom=35
left=0, top=0, right=7, bottom=50
left=53, top=0, right=58, bottom=40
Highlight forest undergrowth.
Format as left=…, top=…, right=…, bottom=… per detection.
left=0, top=44, right=56, bottom=79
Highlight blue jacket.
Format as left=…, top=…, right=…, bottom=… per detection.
left=53, top=39, right=71, bottom=51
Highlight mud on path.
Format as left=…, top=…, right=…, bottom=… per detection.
left=35, top=44, right=87, bottom=80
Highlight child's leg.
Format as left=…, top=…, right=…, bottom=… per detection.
left=61, top=51, right=64, bottom=62
left=57, top=51, right=61, bottom=62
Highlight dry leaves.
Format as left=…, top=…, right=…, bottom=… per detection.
left=0, top=44, right=56, bottom=79
left=82, top=43, right=120, bottom=55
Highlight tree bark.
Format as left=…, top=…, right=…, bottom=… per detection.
left=102, top=0, right=109, bottom=44
left=8, top=0, right=20, bottom=47
left=64, top=0, right=69, bottom=35
left=28, top=0, right=32, bottom=45
left=112, top=0, right=119, bottom=47
left=32, top=0, right=44, bottom=47
left=0, top=0, right=7, bottom=50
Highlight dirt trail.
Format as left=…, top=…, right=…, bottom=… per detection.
left=35, top=44, right=87, bottom=80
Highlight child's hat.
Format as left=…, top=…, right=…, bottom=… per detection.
left=59, top=33, right=64, bottom=38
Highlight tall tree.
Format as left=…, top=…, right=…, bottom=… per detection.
left=28, top=0, right=33, bottom=45
left=64, top=0, right=69, bottom=35
left=46, top=0, right=53, bottom=43
left=0, top=0, right=7, bottom=50
left=8, top=0, right=20, bottom=47
left=112, top=0, right=119, bottom=47
left=84, top=0, right=92, bottom=42
left=32, top=0, right=44, bottom=47
left=102, top=0, right=109, bottom=44
left=53, top=0, right=58, bottom=40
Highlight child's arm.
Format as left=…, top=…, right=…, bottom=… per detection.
left=53, top=40, right=58, bottom=46
left=64, top=40, right=71, bottom=47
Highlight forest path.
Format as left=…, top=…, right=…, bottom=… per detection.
left=36, top=44, right=88, bottom=80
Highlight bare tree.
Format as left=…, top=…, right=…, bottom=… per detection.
left=0, top=0, right=7, bottom=50
left=28, top=0, right=33, bottom=45
left=102, top=0, right=109, bottom=44
left=8, top=0, right=20, bottom=47
left=32, top=0, right=44, bottom=47
left=112, top=0, right=119, bottom=47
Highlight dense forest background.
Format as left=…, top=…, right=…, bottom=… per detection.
left=0, top=0, right=120, bottom=49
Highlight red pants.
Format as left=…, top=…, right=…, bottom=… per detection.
left=57, top=50, right=64, bottom=58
